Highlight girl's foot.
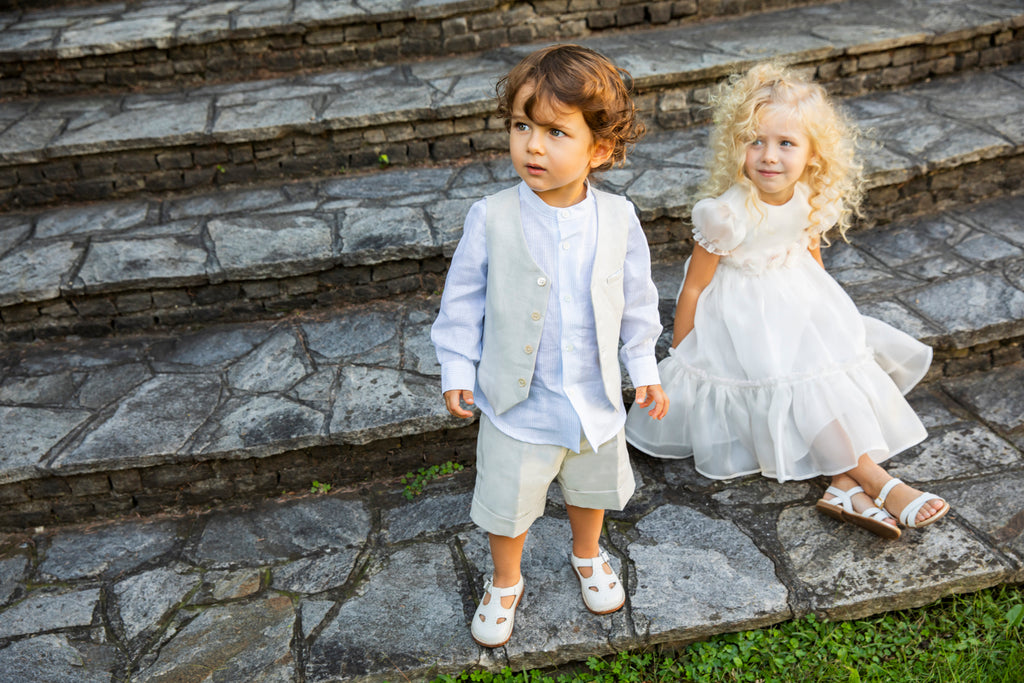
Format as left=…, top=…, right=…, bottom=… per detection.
left=817, top=474, right=900, bottom=539
left=872, top=478, right=950, bottom=529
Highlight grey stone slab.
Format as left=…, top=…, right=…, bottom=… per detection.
left=289, top=367, right=338, bottom=412
left=307, top=543, right=483, bottom=682
left=942, top=362, right=1024, bottom=433
left=207, top=568, right=263, bottom=602
left=0, top=115, right=65, bottom=159
left=186, top=496, right=369, bottom=568
left=933, top=472, right=1024, bottom=575
left=227, top=329, right=310, bottom=392
left=330, top=366, right=457, bottom=444
left=188, top=393, right=327, bottom=456
left=55, top=99, right=211, bottom=154
left=906, top=387, right=969, bottom=431
left=150, top=325, right=269, bottom=368
left=132, top=596, right=296, bottom=683
left=887, top=424, right=1022, bottom=484
left=858, top=302, right=942, bottom=341
left=0, top=216, right=31, bottom=259
left=0, top=588, right=100, bottom=638
left=299, top=598, right=334, bottom=638
left=76, top=363, right=153, bottom=410
left=404, top=319, right=443, bottom=376
left=956, top=194, right=1024, bottom=247
left=271, top=548, right=362, bottom=594
left=55, top=373, right=222, bottom=472
left=165, top=187, right=288, bottom=221
left=0, top=240, right=82, bottom=306
left=39, top=519, right=181, bottom=581
left=0, top=371, right=76, bottom=406
left=113, top=566, right=201, bottom=642
left=338, top=206, right=434, bottom=266
left=625, top=504, right=790, bottom=643
left=779, top=505, right=1010, bottom=619
left=384, top=491, right=473, bottom=543
left=906, top=272, right=1024, bottom=345
left=0, top=554, right=28, bottom=606
left=711, top=478, right=815, bottom=507
left=208, top=214, right=334, bottom=279
left=427, top=197, right=478, bottom=255
left=0, top=406, right=91, bottom=483
left=0, top=634, right=116, bottom=683
left=76, top=236, right=209, bottom=291
left=36, top=201, right=150, bottom=239
left=301, top=308, right=400, bottom=366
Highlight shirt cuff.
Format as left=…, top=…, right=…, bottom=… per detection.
left=625, top=355, right=661, bottom=390
left=441, top=359, right=477, bottom=394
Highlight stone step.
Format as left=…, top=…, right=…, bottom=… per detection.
left=0, top=357, right=1020, bottom=680
left=1, top=190, right=1022, bottom=529
left=1, top=0, right=1021, bottom=209
left=2, top=62, right=1023, bottom=343
left=0, top=0, right=834, bottom=97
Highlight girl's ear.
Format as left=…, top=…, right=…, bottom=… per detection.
left=590, top=138, right=615, bottom=168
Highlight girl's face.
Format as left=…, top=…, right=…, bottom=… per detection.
left=743, top=106, right=814, bottom=205
left=508, top=84, right=612, bottom=208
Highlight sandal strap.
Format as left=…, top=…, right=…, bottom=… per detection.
left=483, top=577, right=524, bottom=598
left=873, top=478, right=903, bottom=509
left=823, top=485, right=866, bottom=512
left=861, top=505, right=895, bottom=523
left=899, top=492, right=943, bottom=527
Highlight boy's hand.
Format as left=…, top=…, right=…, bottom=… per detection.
left=443, top=389, right=475, bottom=418
left=634, top=384, right=669, bottom=420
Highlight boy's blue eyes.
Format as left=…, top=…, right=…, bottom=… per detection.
left=512, top=121, right=566, bottom=137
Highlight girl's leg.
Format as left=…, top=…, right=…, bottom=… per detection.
left=566, top=504, right=609, bottom=579
left=486, top=531, right=528, bottom=609
left=843, top=453, right=947, bottom=525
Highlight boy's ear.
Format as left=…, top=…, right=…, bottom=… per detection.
left=589, top=138, right=615, bottom=169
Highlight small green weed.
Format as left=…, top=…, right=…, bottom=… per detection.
left=310, top=480, right=331, bottom=495
left=401, top=461, right=464, bottom=500
left=378, top=153, right=390, bottom=168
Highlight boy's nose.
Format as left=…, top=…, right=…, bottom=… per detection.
left=526, top=132, right=544, bottom=153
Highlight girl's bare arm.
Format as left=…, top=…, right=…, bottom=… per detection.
left=672, top=244, right=720, bottom=348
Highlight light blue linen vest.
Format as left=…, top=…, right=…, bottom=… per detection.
left=476, top=186, right=633, bottom=415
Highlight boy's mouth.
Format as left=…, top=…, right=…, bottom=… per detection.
left=525, top=163, right=545, bottom=175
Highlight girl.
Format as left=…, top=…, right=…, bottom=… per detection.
left=625, top=62, right=948, bottom=539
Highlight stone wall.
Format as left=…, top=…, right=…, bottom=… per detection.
left=0, top=0, right=820, bottom=97
left=2, top=26, right=1020, bottom=212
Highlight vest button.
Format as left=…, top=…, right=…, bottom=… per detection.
left=524, top=345, right=533, bottom=354
left=531, top=311, right=541, bottom=321
left=536, top=277, right=547, bottom=287
left=518, top=378, right=527, bottom=387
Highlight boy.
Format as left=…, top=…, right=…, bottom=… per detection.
left=431, top=44, right=668, bottom=648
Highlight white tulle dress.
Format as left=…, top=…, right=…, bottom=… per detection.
left=625, top=182, right=931, bottom=482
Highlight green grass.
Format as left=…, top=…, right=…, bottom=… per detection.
left=432, top=584, right=1024, bottom=683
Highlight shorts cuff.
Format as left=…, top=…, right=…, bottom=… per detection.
left=470, top=493, right=539, bottom=538
left=561, top=481, right=635, bottom=512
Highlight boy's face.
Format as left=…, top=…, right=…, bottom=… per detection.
left=508, top=84, right=613, bottom=208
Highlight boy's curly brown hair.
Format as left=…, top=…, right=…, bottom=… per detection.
left=496, top=44, right=645, bottom=171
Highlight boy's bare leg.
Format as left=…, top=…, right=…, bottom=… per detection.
left=846, top=453, right=946, bottom=524
left=566, top=505, right=608, bottom=579
left=487, top=531, right=527, bottom=609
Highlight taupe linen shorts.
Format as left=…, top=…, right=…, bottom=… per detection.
left=470, top=414, right=635, bottom=538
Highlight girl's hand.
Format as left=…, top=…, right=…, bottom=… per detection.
left=443, top=389, right=475, bottom=418
left=634, top=384, right=669, bottom=420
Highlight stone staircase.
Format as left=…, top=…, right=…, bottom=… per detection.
left=0, top=0, right=1023, bottom=681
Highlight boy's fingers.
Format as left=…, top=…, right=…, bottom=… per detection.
left=634, top=386, right=648, bottom=406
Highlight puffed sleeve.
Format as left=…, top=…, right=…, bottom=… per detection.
left=691, top=197, right=746, bottom=255
left=814, top=196, right=843, bottom=232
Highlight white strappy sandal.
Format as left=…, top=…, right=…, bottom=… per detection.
left=874, top=478, right=950, bottom=529
left=570, top=550, right=625, bottom=615
left=470, top=576, right=524, bottom=648
left=815, top=484, right=901, bottom=539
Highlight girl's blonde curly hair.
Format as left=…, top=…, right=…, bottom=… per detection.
left=700, top=62, right=864, bottom=243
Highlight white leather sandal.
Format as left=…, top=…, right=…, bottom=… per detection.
left=874, top=478, right=950, bottom=529
left=470, top=576, right=524, bottom=648
left=815, top=484, right=900, bottom=539
left=570, top=550, right=625, bottom=615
